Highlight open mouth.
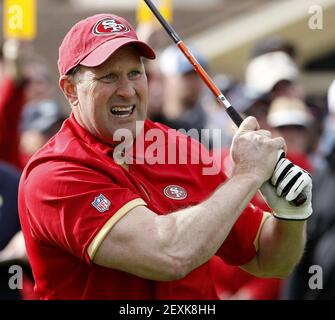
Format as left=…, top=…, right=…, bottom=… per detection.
left=110, top=105, right=135, bottom=118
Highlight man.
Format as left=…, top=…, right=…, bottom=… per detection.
left=0, top=162, right=21, bottom=255
left=282, top=83, right=335, bottom=300
left=20, top=95, right=66, bottom=166
left=18, top=14, right=312, bottom=300
left=245, top=51, right=304, bottom=101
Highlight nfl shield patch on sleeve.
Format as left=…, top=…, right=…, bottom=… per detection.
left=92, top=194, right=111, bottom=213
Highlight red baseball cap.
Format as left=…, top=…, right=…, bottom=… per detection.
left=58, top=13, right=156, bottom=76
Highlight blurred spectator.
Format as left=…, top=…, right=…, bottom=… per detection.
left=203, top=74, right=266, bottom=148
left=19, top=58, right=66, bottom=164
left=239, top=85, right=270, bottom=131
left=282, top=141, right=335, bottom=299
left=0, top=41, right=62, bottom=300
left=0, top=162, right=21, bottom=253
left=136, top=24, right=166, bottom=123
left=144, top=59, right=165, bottom=122
left=23, top=58, right=53, bottom=103
left=250, top=36, right=297, bottom=61
left=136, top=22, right=167, bottom=50
left=267, top=97, right=313, bottom=172
left=212, top=85, right=271, bottom=181
left=158, top=45, right=213, bottom=147
left=315, top=80, right=335, bottom=169
left=20, top=99, right=66, bottom=164
left=0, top=40, right=31, bottom=300
left=281, top=81, right=335, bottom=299
left=0, top=39, right=27, bottom=169
left=245, top=51, right=304, bottom=101
left=0, top=161, right=21, bottom=299
left=1, top=46, right=66, bottom=168
left=248, top=39, right=325, bottom=168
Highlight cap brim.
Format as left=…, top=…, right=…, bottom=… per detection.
left=80, top=38, right=155, bottom=67
left=268, top=111, right=311, bottom=127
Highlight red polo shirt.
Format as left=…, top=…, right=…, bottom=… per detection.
left=18, top=113, right=264, bottom=299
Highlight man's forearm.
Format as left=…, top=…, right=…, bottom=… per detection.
left=160, top=173, right=263, bottom=273
left=244, top=217, right=306, bottom=278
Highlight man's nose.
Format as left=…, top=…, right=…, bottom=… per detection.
left=115, top=78, right=135, bottom=98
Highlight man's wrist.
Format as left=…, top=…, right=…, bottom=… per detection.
left=231, top=171, right=264, bottom=190
left=272, top=209, right=312, bottom=221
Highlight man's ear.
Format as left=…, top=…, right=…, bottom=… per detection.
left=59, top=75, right=79, bottom=106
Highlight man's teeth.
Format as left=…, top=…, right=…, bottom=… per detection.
left=112, top=106, right=133, bottom=112
left=110, top=105, right=135, bottom=117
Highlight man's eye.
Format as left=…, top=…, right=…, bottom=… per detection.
left=129, top=70, right=141, bottom=79
left=98, top=73, right=117, bottom=82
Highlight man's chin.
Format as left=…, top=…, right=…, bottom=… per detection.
left=108, top=126, right=137, bottom=146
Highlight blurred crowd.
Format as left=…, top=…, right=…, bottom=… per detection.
left=1, top=25, right=335, bottom=300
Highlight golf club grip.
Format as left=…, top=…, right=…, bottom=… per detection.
left=276, top=151, right=307, bottom=206
left=292, top=193, right=307, bottom=206
left=226, top=106, right=244, bottom=127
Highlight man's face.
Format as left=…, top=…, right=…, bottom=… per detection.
left=24, top=63, right=52, bottom=102
left=178, top=71, right=203, bottom=107
left=71, top=45, right=148, bottom=145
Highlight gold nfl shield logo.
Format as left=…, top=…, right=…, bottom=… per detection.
left=92, top=194, right=111, bottom=213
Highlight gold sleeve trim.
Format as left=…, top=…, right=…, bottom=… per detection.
left=87, top=198, right=147, bottom=260
left=253, top=212, right=272, bottom=252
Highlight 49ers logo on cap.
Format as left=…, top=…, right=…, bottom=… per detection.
left=164, top=185, right=187, bottom=200
left=93, top=17, right=130, bottom=35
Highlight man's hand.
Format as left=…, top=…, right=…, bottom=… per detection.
left=230, top=116, right=286, bottom=185
left=260, top=169, right=312, bottom=220
left=261, top=151, right=313, bottom=220
left=231, top=117, right=312, bottom=220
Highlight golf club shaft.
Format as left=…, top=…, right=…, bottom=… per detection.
left=143, top=0, right=243, bottom=127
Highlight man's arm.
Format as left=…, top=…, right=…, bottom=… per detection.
left=241, top=159, right=312, bottom=278
left=241, top=218, right=306, bottom=278
left=93, top=172, right=262, bottom=281
left=92, top=117, right=286, bottom=281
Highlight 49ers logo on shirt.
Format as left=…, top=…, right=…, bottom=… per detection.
left=92, top=194, right=111, bottom=213
left=93, top=18, right=130, bottom=35
left=163, top=185, right=187, bottom=200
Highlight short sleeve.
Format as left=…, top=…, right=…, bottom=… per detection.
left=216, top=204, right=264, bottom=266
left=23, top=161, right=146, bottom=264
